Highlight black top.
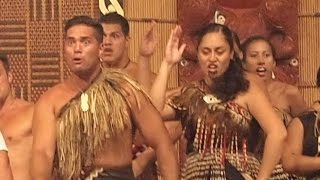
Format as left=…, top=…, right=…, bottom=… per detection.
left=299, top=111, right=320, bottom=178
left=300, top=111, right=318, bottom=156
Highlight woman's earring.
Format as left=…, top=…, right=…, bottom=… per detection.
left=272, top=71, right=276, bottom=80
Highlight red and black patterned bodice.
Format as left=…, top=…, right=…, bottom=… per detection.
left=168, top=85, right=253, bottom=159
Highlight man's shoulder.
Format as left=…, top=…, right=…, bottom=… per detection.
left=37, top=82, right=65, bottom=103
left=15, top=99, right=34, bottom=114
left=14, top=98, right=33, bottom=106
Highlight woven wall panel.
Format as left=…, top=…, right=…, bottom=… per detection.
left=30, top=53, right=60, bottom=85
left=29, top=0, right=59, bottom=21
left=61, top=0, right=94, bottom=19
left=298, top=0, right=320, bottom=105
left=10, top=54, right=28, bottom=99
left=125, top=0, right=176, bottom=19
left=0, top=0, right=26, bottom=21
left=0, top=0, right=28, bottom=99
left=29, top=21, right=60, bottom=53
left=125, top=0, right=178, bottom=89
left=0, top=22, right=26, bottom=54
left=0, top=0, right=99, bottom=101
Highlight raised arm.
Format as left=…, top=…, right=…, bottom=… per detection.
left=0, top=132, right=13, bottom=180
left=247, top=81, right=287, bottom=179
left=31, top=93, right=57, bottom=180
left=127, top=88, right=180, bottom=180
left=138, top=21, right=158, bottom=91
left=150, top=25, right=186, bottom=116
left=282, top=116, right=320, bottom=175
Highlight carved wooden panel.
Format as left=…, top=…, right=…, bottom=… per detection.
left=177, top=0, right=299, bottom=85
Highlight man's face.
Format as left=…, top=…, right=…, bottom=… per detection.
left=100, top=23, right=128, bottom=66
left=64, top=24, right=102, bottom=76
left=0, top=62, right=12, bottom=102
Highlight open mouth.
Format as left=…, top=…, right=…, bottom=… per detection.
left=208, top=63, right=217, bottom=71
left=256, top=67, right=267, bottom=76
left=72, top=58, right=83, bottom=65
left=208, top=64, right=218, bottom=77
left=102, top=48, right=113, bottom=57
left=103, top=47, right=113, bottom=53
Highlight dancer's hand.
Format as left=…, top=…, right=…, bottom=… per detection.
left=164, top=25, right=186, bottom=66
left=139, top=21, right=158, bottom=58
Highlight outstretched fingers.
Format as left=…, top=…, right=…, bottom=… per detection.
left=165, top=25, right=186, bottom=64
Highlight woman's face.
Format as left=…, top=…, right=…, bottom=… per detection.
left=243, top=40, right=275, bottom=81
left=197, top=31, right=233, bottom=80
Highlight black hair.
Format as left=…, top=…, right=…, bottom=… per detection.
left=98, top=12, right=129, bottom=36
left=0, top=53, right=10, bottom=72
left=197, top=23, right=249, bottom=102
left=64, top=15, right=104, bottom=43
left=197, top=23, right=234, bottom=50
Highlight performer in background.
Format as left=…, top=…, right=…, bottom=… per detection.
left=98, top=12, right=157, bottom=90
left=241, top=36, right=307, bottom=160
left=242, top=36, right=307, bottom=126
left=98, top=12, right=159, bottom=179
left=0, top=53, right=33, bottom=180
left=0, top=131, right=13, bottom=180
left=282, top=66, right=320, bottom=179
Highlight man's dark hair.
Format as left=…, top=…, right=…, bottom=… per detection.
left=0, top=53, right=10, bottom=72
left=98, top=12, right=129, bottom=36
left=64, top=16, right=104, bottom=43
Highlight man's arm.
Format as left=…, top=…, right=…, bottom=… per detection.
left=31, top=93, right=57, bottom=180
left=0, top=132, right=13, bottom=180
left=138, top=21, right=158, bottom=91
left=0, top=151, right=13, bottom=180
left=132, top=121, right=183, bottom=177
left=127, top=89, right=179, bottom=180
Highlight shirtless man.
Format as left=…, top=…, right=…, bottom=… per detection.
left=30, top=15, right=179, bottom=180
left=0, top=131, right=13, bottom=180
left=98, top=13, right=159, bottom=179
left=98, top=12, right=157, bottom=89
left=0, top=54, right=33, bottom=180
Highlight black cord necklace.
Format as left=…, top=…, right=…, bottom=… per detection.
left=122, top=59, right=131, bottom=69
